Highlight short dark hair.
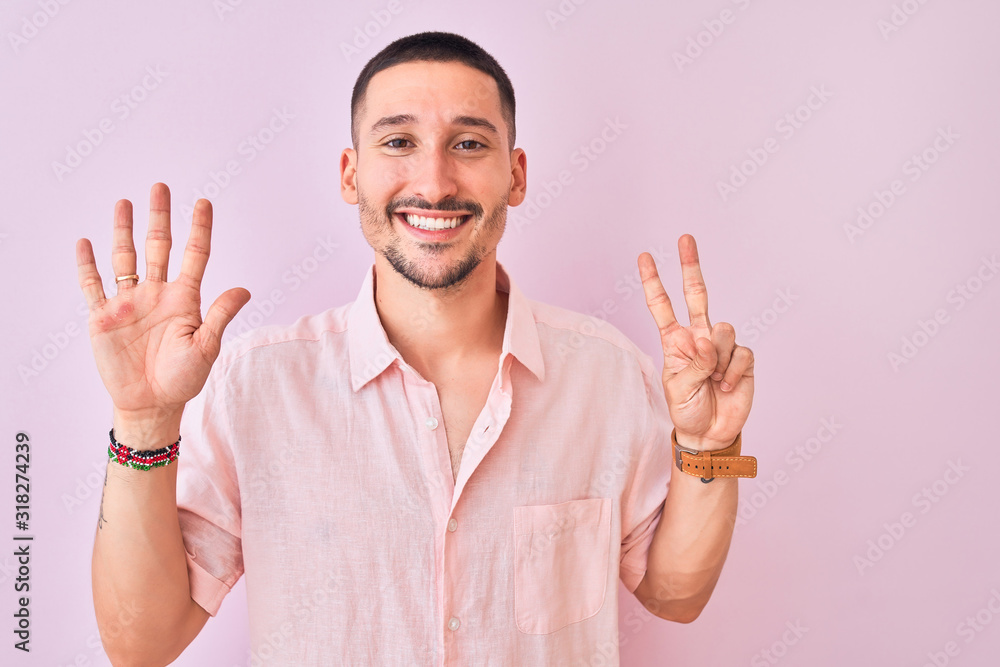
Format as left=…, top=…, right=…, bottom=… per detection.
left=350, top=31, right=516, bottom=151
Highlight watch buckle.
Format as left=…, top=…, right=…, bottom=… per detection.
left=675, top=444, right=715, bottom=484
left=674, top=444, right=700, bottom=470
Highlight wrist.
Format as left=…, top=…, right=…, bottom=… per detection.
left=673, top=430, right=735, bottom=452
left=672, top=429, right=757, bottom=481
left=112, top=408, right=184, bottom=452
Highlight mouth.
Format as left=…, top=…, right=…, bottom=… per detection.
left=396, top=212, right=471, bottom=231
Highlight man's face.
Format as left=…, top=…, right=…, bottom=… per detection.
left=340, top=60, right=526, bottom=291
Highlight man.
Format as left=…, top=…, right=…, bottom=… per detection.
left=81, top=32, right=756, bottom=665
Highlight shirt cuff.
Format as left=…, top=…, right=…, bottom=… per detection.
left=619, top=504, right=663, bottom=594
left=186, top=549, right=232, bottom=617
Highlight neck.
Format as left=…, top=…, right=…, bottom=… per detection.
left=372, top=254, right=508, bottom=376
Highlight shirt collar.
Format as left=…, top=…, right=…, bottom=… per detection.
left=348, top=261, right=545, bottom=392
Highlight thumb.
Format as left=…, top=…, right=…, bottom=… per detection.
left=671, top=337, right=717, bottom=395
left=199, top=287, right=252, bottom=352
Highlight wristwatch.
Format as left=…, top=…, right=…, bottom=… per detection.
left=672, top=429, right=757, bottom=483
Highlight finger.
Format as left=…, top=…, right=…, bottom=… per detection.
left=670, top=336, right=718, bottom=397
left=178, top=199, right=213, bottom=288
left=678, top=234, right=710, bottom=329
left=145, top=182, right=172, bottom=282
left=721, top=346, right=754, bottom=392
left=198, top=288, right=252, bottom=354
left=110, top=199, right=138, bottom=292
left=76, top=238, right=107, bottom=308
left=710, top=322, right=736, bottom=381
left=638, top=252, right=681, bottom=338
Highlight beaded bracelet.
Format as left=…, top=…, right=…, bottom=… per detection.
left=108, top=429, right=180, bottom=471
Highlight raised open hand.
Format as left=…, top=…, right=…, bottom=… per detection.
left=638, top=234, right=753, bottom=450
left=76, top=183, right=251, bottom=424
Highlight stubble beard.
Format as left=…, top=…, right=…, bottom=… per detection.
left=358, top=189, right=508, bottom=291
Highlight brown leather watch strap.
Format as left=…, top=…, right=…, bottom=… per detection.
left=672, top=429, right=757, bottom=481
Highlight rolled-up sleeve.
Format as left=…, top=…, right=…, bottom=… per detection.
left=176, top=360, right=244, bottom=617
left=618, top=367, right=673, bottom=594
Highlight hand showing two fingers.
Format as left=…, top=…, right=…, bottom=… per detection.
left=639, top=234, right=754, bottom=450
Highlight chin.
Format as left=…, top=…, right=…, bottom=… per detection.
left=384, top=250, right=485, bottom=291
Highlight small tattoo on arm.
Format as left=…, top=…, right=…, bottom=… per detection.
left=97, top=464, right=109, bottom=530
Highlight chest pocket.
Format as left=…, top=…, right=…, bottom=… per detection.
left=512, top=497, right=612, bottom=634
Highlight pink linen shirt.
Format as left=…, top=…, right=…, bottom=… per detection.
left=176, top=261, right=673, bottom=666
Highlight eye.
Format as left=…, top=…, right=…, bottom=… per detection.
left=456, top=139, right=484, bottom=151
left=383, top=138, right=412, bottom=149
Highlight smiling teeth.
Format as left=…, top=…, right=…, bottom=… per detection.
left=405, top=214, right=465, bottom=231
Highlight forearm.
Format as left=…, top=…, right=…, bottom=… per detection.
left=91, top=414, right=201, bottom=664
left=635, top=456, right=738, bottom=622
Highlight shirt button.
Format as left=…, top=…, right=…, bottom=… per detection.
left=447, top=518, right=458, bottom=532
left=448, top=617, right=461, bottom=631
left=425, top=417, right=439, bottom=430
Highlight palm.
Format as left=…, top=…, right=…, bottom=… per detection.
left=77, top=183, right=250, bottom=418
left=90, top=281, right=210, bottom=412
left=639, top=235, right=754, bottom=450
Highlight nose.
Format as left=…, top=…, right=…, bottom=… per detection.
left=407, top=146, right=458, bottom=205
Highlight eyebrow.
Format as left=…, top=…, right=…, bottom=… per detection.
left=369, top=114, right=416, bottom=135
left=368, top=114, right=500, bottom=137
left=452, top=115, right=500, bottom=137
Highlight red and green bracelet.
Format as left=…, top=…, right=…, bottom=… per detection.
left=108, top=429, right=180, bottom=471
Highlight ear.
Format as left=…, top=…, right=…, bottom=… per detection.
left=340, top=148, right=358, bottom=205
left=507, top=148, right=527, bottom=207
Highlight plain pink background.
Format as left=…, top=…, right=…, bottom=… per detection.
left=2, top=1, right=999, bottom=665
